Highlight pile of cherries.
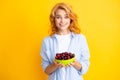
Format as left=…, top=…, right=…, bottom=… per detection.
left=55, top=52, right=75, bottom=60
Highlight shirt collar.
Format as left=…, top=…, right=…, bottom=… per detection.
left=51, top=32, right=76, bottom=39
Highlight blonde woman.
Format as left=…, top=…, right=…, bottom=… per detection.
left=40, top=2, right=90, bottom=80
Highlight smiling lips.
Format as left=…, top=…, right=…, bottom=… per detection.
left=59, top=23, right=67, bottom=27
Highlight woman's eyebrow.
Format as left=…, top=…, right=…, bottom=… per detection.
left=55, top=14, right=60, bottom=16
left=65, top=14, right=68, bottom=16
left=55, top=14, right=68, bottom=16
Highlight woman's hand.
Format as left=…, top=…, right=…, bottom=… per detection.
left=44, top=59, right=65, bottom=75
left=52, top=59, right=65, bottom=68
left=66, top=59, right=82, bottom=71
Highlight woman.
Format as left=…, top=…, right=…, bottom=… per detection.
left=40, top=2, right=90, bottom=80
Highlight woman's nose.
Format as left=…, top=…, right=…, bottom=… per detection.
left=60, top=18, right=65, bottom=23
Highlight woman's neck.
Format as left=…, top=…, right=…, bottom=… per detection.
left=57, top=30, right=70, bottom=35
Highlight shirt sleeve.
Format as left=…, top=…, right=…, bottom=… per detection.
left=78, top=34, right=90, bottom=75
left=40, top=38, right=50, bottom=71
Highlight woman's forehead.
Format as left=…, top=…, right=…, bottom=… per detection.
left=55, top=9, right=68, bottom=16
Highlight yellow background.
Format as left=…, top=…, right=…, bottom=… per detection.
left=0, top=0, right=120, bottom=80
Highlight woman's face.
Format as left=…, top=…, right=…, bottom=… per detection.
left=55, top=9, right=70, bottom=32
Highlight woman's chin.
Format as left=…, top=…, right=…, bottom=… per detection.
left=58, top=26, right=68, bottom=30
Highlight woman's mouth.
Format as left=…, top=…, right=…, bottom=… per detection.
left=59, top=23, right=67, bottom=27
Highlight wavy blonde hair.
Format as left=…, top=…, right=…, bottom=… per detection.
left=49, top=2, right=81, bottom=36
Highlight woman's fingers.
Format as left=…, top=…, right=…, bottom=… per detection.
left=66, top=59, right=77, bottom=67
left=53, top=60, right=65, bottom=67
left=53, top=59, right=77, bottom=68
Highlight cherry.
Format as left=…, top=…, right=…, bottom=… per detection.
left=55, top=52, right=75, bottom=60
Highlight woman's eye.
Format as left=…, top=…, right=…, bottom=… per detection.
left=57, top=17, right=60, bottom=19
left=65, top=16, right=69, bottom=19
left=56, top=16, right=60, bottom=19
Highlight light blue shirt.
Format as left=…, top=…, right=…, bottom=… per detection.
left=40, top=32, right=90, bottom=80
